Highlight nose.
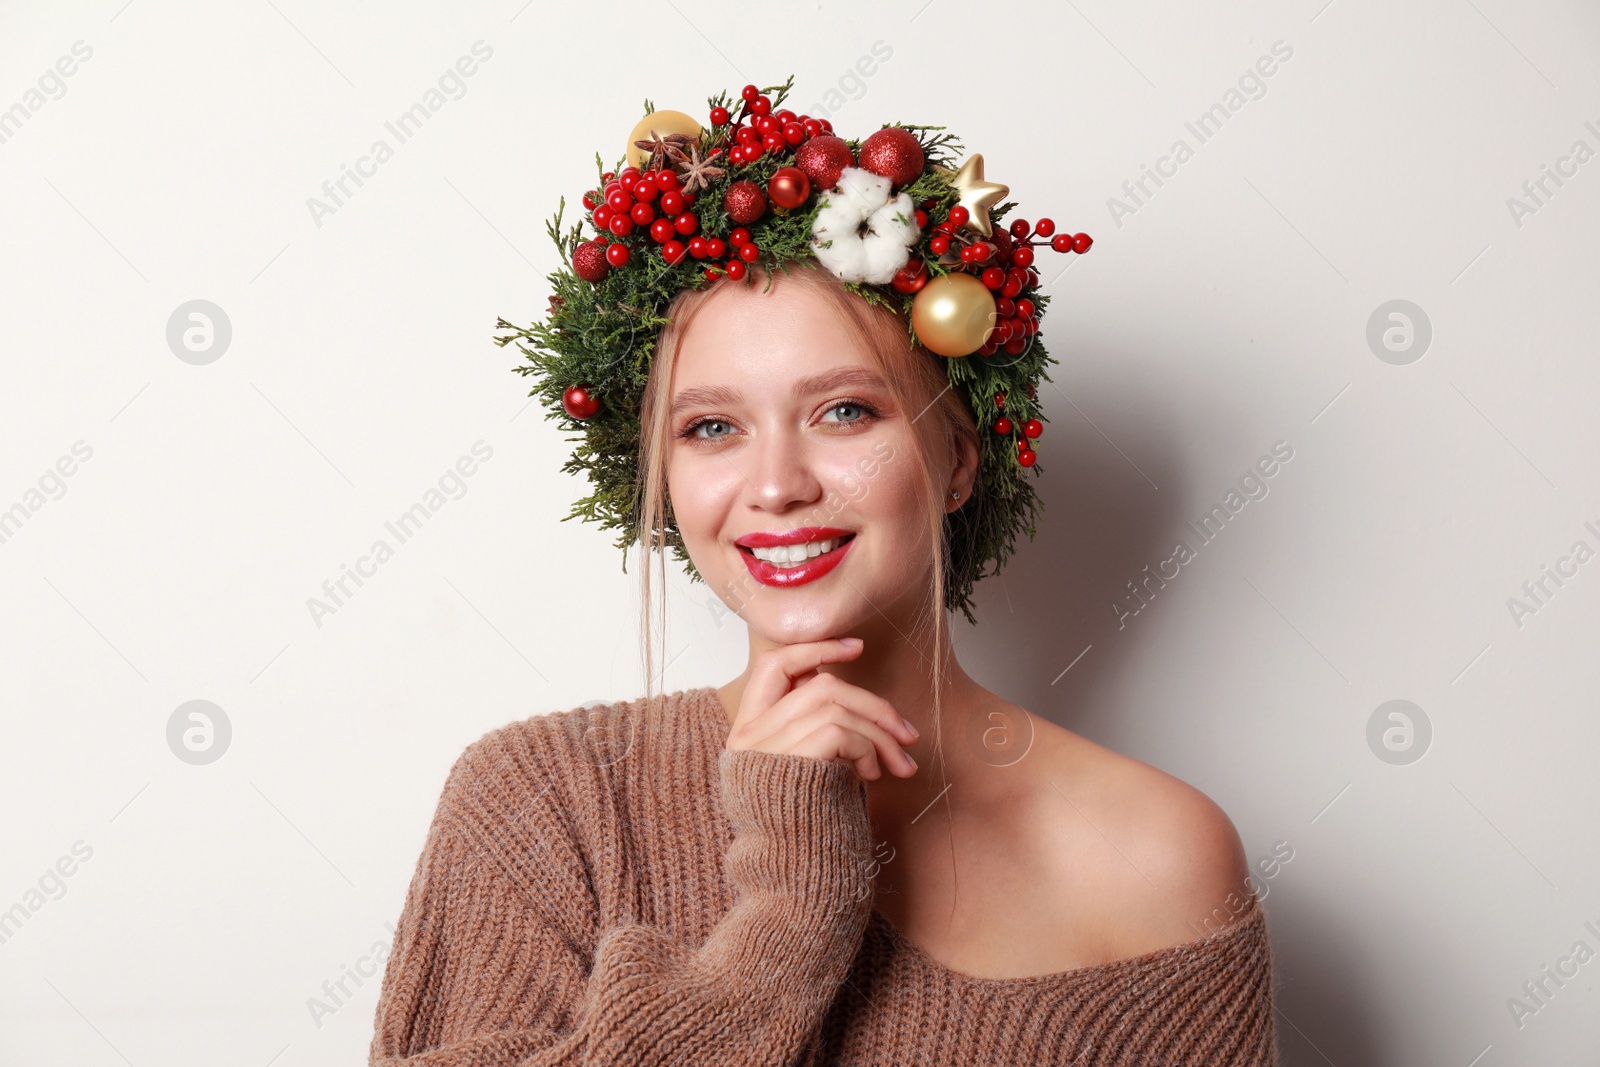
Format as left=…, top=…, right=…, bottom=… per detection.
left=741, top=422, right=824, bottom=515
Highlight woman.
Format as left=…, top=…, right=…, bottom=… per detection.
left=370, top=80, right=1278, bottom=1066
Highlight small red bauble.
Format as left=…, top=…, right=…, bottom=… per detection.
left=994, top=416, right=1013, bottom=435
left=572, top=240, right=608, bottom=283
left=948, top=205, right=970, bottom=227
left=608, top=214, right=633, bottom=238
left=738, top=242, right=760, bottom=263
left=1035, top=218, right=1056, bottom=237
left=995, top=391, right=1007, bottom=408
left=659, top=191, right=685, bottom=216
left=929, top=234, right=950, bottom=255
left=890, top=256, right=928, bottom=294
left=710, top=105, right=730, bottom=126
left=1018, top=448, right=1037, bottom=468
left=605, top=242, right=630, bottom=268
left=674, top=212, right=699, bottom=236
left=562, top=384, right=600, bottom=420
left=767, top=167, right=811, bottom=210
left=1012, top=245, right=1034, bottom=269
left=723, top=180, right=768, bottom=225
left=981, top=266, right=1005, bottom=290
left=729, top=227, right=751, bottom=245
left=661, top=240, right=687, bottom=265
left=794, top=134, right=854, bottom=191
left=630, top=202, right=655, bottom=226
left=725, top=258, right=747, bottom=280
left=1072, top=232, right=1094, bottom=253
left=858, top=126, right=924, bottom=188
left=1023, top=418, right=1043, bottom=439
left=650, top=218, right=674, bottom=243
left=1051, top=234, right=1073, bottom=253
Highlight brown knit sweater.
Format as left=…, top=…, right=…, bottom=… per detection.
left=369, top=686, right=1280, bottom=1065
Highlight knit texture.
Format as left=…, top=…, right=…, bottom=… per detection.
left=369, top=687, right=1280, bottom=1066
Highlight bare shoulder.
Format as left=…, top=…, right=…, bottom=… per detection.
left=1024, top=715, right=1255, bottom=955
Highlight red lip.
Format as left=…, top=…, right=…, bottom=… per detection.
left=735, top=526, right=855, bottom=548
left=739, top=534, right=855, bottom=588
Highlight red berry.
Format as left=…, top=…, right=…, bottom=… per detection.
left=995, top=416, right=1013, bottom=435
left=751, top=95, right=771, bottom=116
left=736, top=127, right=760, bottom=147
left=710, top=105, right=730, bottom=126
left=689, top=236, right=707, bottom=258
left=605, top=242, right=630, bottom=268
left=981, top=266, right=1005, bottom=289
left=783, top=122, right=804, bottom=146
left=705, top=237, right=726, bottom=259
left=740, top=84, right=759, bottom=102
left=914, top=209, right=928, bottom=228
left=995, top=392, right=1007, bottom=408
left=960, top=244, right=979, bottom=263
left=1023, top=418, right=1043, bottom=439
left=1016, top=298, right=1036, bottom=318
left=632, top=178, right=659, bottom=203
left=1010, top=219, right=1031, bottom=239
left=661, top=240, right=687, bottom=265
left=1051, top=234, right=1073, bottom=253
left=608, top=215, right=633, bottom=237
left=1004, top=335, right=1027, bottom=355
left=650, top=218, right=674, bottom=243
left=1012, top=245, right=1035, bottom=269
left=593, top=205, right=613, bottom=228
left=600, top=171, right=615, bottom=182
left=738, top=242, right=760, bottom=262
left=659, top=191, right=684, bottom=216
left=619, top=166, right=640, bottom=181
left=818, top=118, right=833, bottom=133
left=674, top=212, right=699, bottom=235
left=1072, top=232, right=1093, bottom=253
left=630, top=202, right=655, bottom=225
left=656, top=169, right=680, bottom=192
left=729, top=227, right=751, bottom=245
left=948, top=205, right=970, bottom=227
left=726, top=258, right=747, bottom=280
left=1035, top=218, right=1056, bottom=237
left=581, top=192, right=597, bottom=210
left=929, top=235, right=949, bottom=254
left=996, top=297, right=1015, bottom=318
left=802, top=118, right=823, bottom=138
left=606, top=188, right=632, bottom=212
left=1018, top=448, right=1037, bottom=467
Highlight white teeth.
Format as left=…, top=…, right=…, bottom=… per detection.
left=750, top=537, right=848, bottom=566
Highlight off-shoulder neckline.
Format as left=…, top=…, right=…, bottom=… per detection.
left=674, top=685, right=1267, bottom=989
left=867, top=897, right=1267, bottom=989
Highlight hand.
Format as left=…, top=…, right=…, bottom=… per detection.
left=724, top=638, right=919, bottom=782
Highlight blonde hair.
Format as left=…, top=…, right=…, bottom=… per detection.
left=634, top=262, right=979, bottom=790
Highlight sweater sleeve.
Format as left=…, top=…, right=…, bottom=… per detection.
left=368, top=741, right=876, bottom=1067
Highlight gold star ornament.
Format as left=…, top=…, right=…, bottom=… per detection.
left=932, top=153, right=1010, bottom=238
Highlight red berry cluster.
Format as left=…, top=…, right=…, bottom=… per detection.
left=575, top=164, right=705, bottom=283
left=716, top=83, right=833, bottom=164
left=993, top=385, right=1043, bottom=467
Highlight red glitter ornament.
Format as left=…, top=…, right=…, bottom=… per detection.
left=858, top=126, right=924, bottom=188
left=723, top=180, right=768, bottom=226
left=572, top=239, right=608, bottom=283
left=794, top=134, right=854, bottom=191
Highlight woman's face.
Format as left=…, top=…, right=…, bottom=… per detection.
left=664, top=276, right=942, bottom=645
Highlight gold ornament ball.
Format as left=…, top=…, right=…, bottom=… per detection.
left=911, top=272, right=997, bottom=357
left=625, top=109, right=703, bottom=169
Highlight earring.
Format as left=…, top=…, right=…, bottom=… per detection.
left=951, top=490, right=960, bottom=500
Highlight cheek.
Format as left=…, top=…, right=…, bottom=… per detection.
left=666, top=455, right=745, bottom=540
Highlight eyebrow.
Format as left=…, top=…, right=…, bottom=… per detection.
left=669, top=366, right=889, bottom=419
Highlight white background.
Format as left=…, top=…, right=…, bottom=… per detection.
left=2, top=1, right=1598, bottom=1064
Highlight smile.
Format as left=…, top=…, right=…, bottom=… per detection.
left=738, top=533, right=856, bottom=587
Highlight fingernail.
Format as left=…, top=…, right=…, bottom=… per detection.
left=904, top=752, right=918, bottom=771
left=901, top=717, right=919, bottom=739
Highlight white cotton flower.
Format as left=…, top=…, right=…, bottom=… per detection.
left=809, top=166, right=921, bottom=285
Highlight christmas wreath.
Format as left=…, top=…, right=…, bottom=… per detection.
left=495, top=75, right=1093, bottom=623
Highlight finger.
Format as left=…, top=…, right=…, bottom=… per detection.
left=737, top=639, right=863, bottom=730
left=764, top=701, right=916, bottom=779
left=787, top=719, right=885, bottom=781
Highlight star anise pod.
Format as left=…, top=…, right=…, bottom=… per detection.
left=633, top=131, right=696, bottom=171
left=547, top=294, right=566, bottom=314
left=676, top=143, right=727, bottom=196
